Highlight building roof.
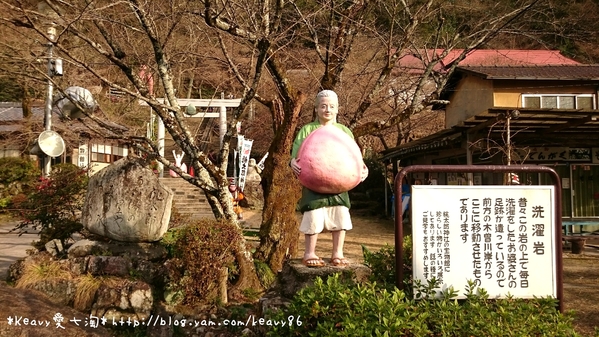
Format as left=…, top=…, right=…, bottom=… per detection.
left=457, top=65, right=599, bottom=80
left=380, top=107, right=599, bottom=163
left=380, top=128, right=462, bottom=162
left=397, top=49, right=579, bottom=74
left=384, top=51, right=599, bottom=163
left=0, top=102, right=97, bottom=150
left=0, top=102, right=44, bottom=122
left=442, top=49, right=579, bottom=66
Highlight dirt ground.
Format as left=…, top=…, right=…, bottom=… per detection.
left=242, top=207, right=399, bottom=263
left=243, top=208, right=599, bottom=336
left=562, top=251, right=599, bottom=336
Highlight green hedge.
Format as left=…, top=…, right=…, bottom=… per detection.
left=265, top=241, right=580, bottom=337
left=266, top=274, right=579, bottom=337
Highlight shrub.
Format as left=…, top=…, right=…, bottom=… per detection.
left=265, top=273, right=580, bottom=337
left=266, top=242, right=580, bottom=337
left=0, top=157, right=40, bottom=211
left=163, top=218, right=238, bottom=306
left=0, top=157, right=40, bottom=185
left=351, top=153, right=387, bottom=194
left=362, top=235, right=412, bottom=291
left=13, top=163, right=88, bottom=249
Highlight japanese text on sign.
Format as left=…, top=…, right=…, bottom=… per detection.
left=412, top=185, right=556, bottom=299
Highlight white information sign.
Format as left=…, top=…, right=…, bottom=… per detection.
left=412, top=185, right=556, bottom=299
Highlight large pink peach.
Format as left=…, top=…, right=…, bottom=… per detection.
left=297, top=125, right=364, bottom=194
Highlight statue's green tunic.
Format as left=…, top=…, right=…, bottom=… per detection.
left=291, top=121, right=353, bottom=213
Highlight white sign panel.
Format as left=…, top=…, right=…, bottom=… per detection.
left=78, top=143, right=89, bottom=169
left=412, top=185, right=556, bottom=299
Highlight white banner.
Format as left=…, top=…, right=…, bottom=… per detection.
left=257, top=152, right=269, bottom=171
left=412, top=185, right=556, bottom=299
left=237, top=139, right=253, bottom=192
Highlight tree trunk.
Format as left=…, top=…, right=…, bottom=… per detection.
left=228, top=227, right=264, bottom=299
left=214, top=184, right=264, bottom=298
left=21, top=88, right=32, bottom=118
left=254, top=95, right=305, bottom=272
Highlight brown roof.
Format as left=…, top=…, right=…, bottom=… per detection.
left=457, top=65, right=599, bottom=80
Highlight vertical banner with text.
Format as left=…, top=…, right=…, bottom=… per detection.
left=78, top=142, right=89, bottom=169
left=237, top=139, right=253, bottom=192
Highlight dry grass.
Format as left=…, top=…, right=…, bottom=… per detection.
left=563, top=251, right=599, bottom=337
left=15, top=259, right=72, bottom=289
left=73, top=274, right=123, bottom=311
left=74, top=273, right=102, bottom=311
left=14, top=258, right=125, bottom=313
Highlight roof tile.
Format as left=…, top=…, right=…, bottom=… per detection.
left=457, top=65, right=599, bottom=80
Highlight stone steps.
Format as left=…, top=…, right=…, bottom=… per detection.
left=159, top=179, right=259, bottom=244
left=160, top=178, right=214, bottom=220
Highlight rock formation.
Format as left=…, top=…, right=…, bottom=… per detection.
left=81, top=157, right=173, bottom=242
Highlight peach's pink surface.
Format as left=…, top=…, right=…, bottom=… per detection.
left=297, top=125, right=363, bottom=194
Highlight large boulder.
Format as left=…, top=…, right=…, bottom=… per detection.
left=81, top=157, right=173, bottom=242
left=297, top=125, right=364, bottom=194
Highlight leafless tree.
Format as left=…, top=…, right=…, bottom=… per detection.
left=1, top=0, right=541, bottom=286
left=201, top=0, right=541, bottom=271
left=1, top=0, right=267, bottom=294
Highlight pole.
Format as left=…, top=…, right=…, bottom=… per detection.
left=43, top=26, right=56, bottom=177
left=506, top=114, right=511, bottom=166
left=506, top=112, right=512, bottom=185
left=157, top=117, right=165, bottom=177
left=219, top=105, right=227, bottom=149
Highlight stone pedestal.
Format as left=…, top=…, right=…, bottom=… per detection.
left=259, top=259, right=372, bottom=315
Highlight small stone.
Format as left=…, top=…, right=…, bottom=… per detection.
left=44, top=239, right=64, bottom=256
left=86, top=256, right=131, bottom=276
left=130, top=288, right=153, bottom=313
left=67, top=239, right=109, bottom=258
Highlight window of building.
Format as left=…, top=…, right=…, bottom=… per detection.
left=531, top=164, right=599, bottom=218
left=570, top=164, right=599, bottom=217
left=90, top=143, right=127, bottom=163
left=522, top=94, right=595, bottom=110
left=537, top=165, right=572, bottom=217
